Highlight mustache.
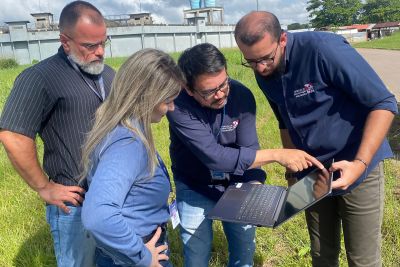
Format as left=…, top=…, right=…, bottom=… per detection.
left=90, top=57, right=104, bottom=63
left=212, top=96, right=227, bottom=105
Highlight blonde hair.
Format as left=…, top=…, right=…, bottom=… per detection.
left=81, top=49, right=185, bottom=180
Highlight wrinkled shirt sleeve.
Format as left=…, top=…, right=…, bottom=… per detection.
left=318, top=36, right=398, bottom=114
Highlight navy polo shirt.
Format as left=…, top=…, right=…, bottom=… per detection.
left=255, top=31, right=398, bottom=194
left=167, top=79, right=266, bottom=201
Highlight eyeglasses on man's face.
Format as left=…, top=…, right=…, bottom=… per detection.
left=194, top=76, right=230, bottom=100
left=64, top=34, right=111, bottom=52
left=241, top=42, right=279, bottom=69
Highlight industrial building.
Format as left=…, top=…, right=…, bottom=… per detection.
left=0, top=0, right=232, bottom=65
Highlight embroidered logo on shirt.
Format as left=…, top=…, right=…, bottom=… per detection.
left=294, top=83, right=315, bottom=98
left=221, top=120, right=239, bottom=132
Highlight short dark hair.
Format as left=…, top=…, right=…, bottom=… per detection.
left=235, top=11, right=282, bottom=46
left=178, top=43, right=227, bottom=91
left=59, top=1, right=104, bottom=33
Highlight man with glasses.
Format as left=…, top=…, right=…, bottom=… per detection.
left=0, top=1, right=114, bottom=266
left=235, top=11, right=398, bottom=267
left=167, top=43, right=322, bottom=267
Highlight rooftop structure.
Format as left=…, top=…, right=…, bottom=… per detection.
left=31, top=12, right=55, bottom=30
left=105, top=13, right=154, bottom=27
left=372, top=21, right=400, bottom=29
left=184, top=7, right=224, bottom=25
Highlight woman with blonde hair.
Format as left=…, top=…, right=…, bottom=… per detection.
left=81, top=48, right=185, bottom=267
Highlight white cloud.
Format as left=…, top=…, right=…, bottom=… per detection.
left=0, top=0, right=310, bottom=26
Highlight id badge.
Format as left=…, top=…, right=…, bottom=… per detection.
left=169, top=199, right=180, bottom=229
left=210, top=170, right=230, bottom=181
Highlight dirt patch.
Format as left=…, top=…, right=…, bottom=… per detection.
left=394, top=185, right=400, bottom=201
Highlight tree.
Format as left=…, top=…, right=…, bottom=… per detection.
left=360, top=0, right=400, bottom=23
left=307, top=0, right=363, bottom=28
left=287, top=23, right=310, bottom=30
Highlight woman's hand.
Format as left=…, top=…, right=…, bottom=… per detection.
left=145, top=227, right=169, bottom=267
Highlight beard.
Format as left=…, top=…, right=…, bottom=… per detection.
left=210, top=96, right=227, bottom=108
left=210, top=87, right=229, bottom=109
left=69, top=52, right=104, bottom=75
left=262, top=56, right=286, bottom=82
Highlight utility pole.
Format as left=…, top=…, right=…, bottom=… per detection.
left=256, top=0, right=259, bottom=11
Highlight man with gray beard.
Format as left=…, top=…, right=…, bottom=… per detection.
left=0, top=1, right=114, bottom=266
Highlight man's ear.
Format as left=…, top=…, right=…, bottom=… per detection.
left=59, top=34, right=70, bottom=53
left=280, top=31, right=288, bottom=47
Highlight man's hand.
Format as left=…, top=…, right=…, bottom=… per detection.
left=0, top=131, right=86, bottom=213
left=145, top=227, right=169, bottom=267
left=37, top=180, right=86, bottom=213
left=273, top=149, right=324, bottom=172
left=329, top=109, right=395, bottom=190
left=252, top=148, right=323, bottom=171
left=330, top=160, right=366, bottom=190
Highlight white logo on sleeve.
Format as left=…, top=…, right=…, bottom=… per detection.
left=294, top=83, right=315, bottom=98
left=221, top=120, right=240, bottom=132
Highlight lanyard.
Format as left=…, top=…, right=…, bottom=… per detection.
left=156, top=153, right=172, bottom=192
left=67, top=56, right=106, bottom=101
left=215, top=105, right=226, bottom=138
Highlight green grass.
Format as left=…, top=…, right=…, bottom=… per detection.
left=0, top=58, right=19, bottom=69
left=1, top=49, right=399, bottom=267
left=353, top=31, right=400, bottom=50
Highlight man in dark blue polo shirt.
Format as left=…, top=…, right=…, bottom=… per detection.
left=0, top=1, right=114, bottom=266
left=235, top=11, right=398, bottom=267
left=167, top=43, right=322, bottom=267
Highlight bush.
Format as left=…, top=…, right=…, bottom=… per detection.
left=32, top=59, right=39, bottom=64
left=0, top=58, right=18, bottom=69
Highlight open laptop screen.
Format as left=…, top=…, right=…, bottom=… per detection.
left=277, top=164, right=332, bottom=226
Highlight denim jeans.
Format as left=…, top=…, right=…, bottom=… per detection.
left=46, top=204, right=96, bottom=267
left=95, top=247, right=173, bottom=267
left=175, top=180, right=256, bottom=267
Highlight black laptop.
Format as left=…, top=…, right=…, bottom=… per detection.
left=207, top=160, right=334, bottom=228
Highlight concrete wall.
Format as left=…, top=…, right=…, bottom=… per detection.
left=0, top=24, right=236, bottom=64
left=339, top=31, right=367, bottom=42
left=1, top=23, right=369, bottom=65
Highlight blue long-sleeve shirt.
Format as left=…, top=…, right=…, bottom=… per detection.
left=167, top=79, right=266, bottom=201
left=255, top=31, right=398, bottom=194
left=82, top=125, right=170, bottom=267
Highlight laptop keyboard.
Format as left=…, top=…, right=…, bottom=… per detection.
left=236, top=185, right=282, bottom=225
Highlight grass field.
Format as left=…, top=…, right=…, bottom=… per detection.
left=1, top=48, right=399, bottom=267
left=353, top=30, right=400, bottom=50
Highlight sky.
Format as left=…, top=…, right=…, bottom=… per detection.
left=0, top=0, right=310, bottom=26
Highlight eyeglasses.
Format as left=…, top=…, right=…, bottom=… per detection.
left=64, top=34, right=111, bottom=52
left=241, top=42, right=279, bottom=68
left=194, top=76, right=230, bottom=100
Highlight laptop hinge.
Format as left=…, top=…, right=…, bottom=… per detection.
left=273, top=189, right=287, bottom=223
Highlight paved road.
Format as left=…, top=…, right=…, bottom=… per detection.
left=356, top=48, right=400, bottom=101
